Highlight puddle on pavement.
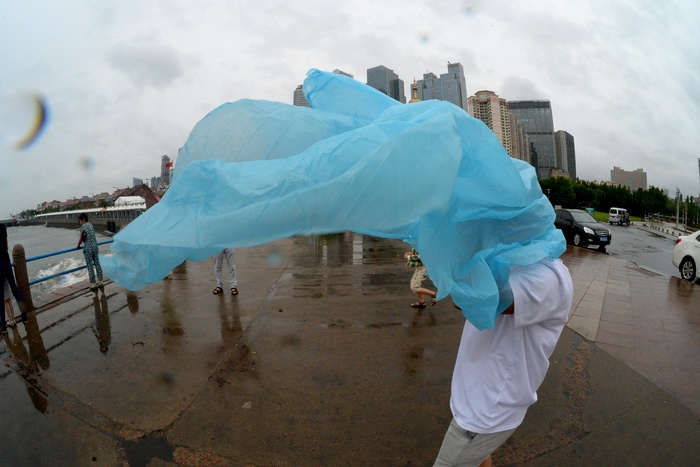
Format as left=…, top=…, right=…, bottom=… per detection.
left=292, top=233, right=407, bottom=267
left=121, top=432, right=174, bottom=466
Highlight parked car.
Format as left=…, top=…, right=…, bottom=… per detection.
left=672, top=230, right=700, bottom=281
left=609, top=207, right=630, bottom=226
left=555, top=208, right=612, bottom=249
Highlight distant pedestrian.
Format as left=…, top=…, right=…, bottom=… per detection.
left=212, top=248, right=238, bottom=296
left=77, top=213, right=104, bottom=291
left=0, top=223, right=26, bottom=333
left=404, top=248, right=436, bottom=308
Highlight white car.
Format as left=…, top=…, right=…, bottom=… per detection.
left=609, top=207, right=630, bottom=226
left=672, top=230, right=700, bottom=281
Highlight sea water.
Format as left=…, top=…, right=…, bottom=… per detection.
left=6, top=224, right=112, bottom=299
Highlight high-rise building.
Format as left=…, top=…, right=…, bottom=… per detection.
left=366, top=65, right=406, bottom=103
left=416, top=62, right=468, bottom=112
left=468, top=90, right=512, bottom=156
left=293, top=85, right=310, bottom=107
left=132, top=177, right=143, bottom=187
left=510, top=114, right=531, bottom=164
left=161, top=155, right=172, bottom=186
left=508, top=101, right=555, bottom=179
left=611, top=167, right=647, bottom=191
left=555, top=130, right=576, bottom=180
left=332, top=69, right=353, bottom=78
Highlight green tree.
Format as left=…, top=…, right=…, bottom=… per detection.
left=539, top=177, right=575, bottom=207
left=536, top=178, right=679, bottom=221
left=573, top=182, right=597, bottom=207
left=642, top=186, right=669, bottom=216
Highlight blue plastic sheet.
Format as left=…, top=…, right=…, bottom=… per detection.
left=101, top=68, right=565, bottom=330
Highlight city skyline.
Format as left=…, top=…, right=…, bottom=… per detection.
left=2, top=1, right=699, bottom=216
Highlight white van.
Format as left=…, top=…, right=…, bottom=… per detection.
left=609, top=207, right=629, bottom=225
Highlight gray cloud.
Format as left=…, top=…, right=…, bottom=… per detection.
left=108, top=43, right=185, bottom=88
left=499, top=76, right=545, bottom=100
left=2, top=0, right=700, bottom=217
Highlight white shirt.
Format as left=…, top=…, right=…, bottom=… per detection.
left=450, top=258, right=573, bottom=433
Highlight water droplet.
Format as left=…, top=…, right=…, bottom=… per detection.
left=266, top=249, right=283, bottom=267
left=77, top=155, right=96, bottom=172
left=0, top=92, right=49, bottom=150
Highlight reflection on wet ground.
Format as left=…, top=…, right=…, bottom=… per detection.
left=0, top=235, right=698, bottom=465
left=291, top=232, right=407, bottom=267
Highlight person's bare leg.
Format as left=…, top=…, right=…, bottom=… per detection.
left=5, top=299, right=15, bottom=325
left=418, top=288, right=436, bottom=298
left=479, top=455, right=492, bottom=467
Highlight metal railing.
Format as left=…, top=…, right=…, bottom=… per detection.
left=21, top=241, right=114, bottom=285
left=11, top=240, right=113, bottom=311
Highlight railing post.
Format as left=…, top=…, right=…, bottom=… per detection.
left=12, top=244, right=35, bottom=312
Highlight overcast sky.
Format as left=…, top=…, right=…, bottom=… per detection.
left=2, top=0, right=699, bottom=218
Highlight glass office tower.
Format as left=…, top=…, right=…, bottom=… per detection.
left=555, top=130, right=576, bottom=179
left=508, top=101, right=555, bottom=179
left=366, top=65, right=406, bottom=103
left=416, top=62, right=468, bottom=112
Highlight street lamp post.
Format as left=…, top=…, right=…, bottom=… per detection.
left=675, top=188, right=681, bottom=229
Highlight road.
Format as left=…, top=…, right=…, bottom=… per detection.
left=601, top=224, right=681, bottom=279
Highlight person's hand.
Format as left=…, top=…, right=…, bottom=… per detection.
left=76, top=245, right=81, bottom=249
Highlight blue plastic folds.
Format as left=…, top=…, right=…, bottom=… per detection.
left=101, top=68, right=565, bottom=330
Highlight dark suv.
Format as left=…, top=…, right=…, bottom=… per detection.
left=554, top=209, right=612, bottom=249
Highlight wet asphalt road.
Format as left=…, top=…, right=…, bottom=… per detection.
left=604, top=224, right=682, bottom=279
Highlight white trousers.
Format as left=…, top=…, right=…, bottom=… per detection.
left=434, top=418, right=516, bottom=466
left=214, top=248, right=237, bottom=289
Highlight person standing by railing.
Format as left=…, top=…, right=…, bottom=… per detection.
left=0, top=223, right=26, bottom=333
left=4, top=278, right=17, bottom=327
left=77, top=213, right=104, bottom=291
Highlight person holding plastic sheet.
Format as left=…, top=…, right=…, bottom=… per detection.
left=434, top=258, right=573, bottom=467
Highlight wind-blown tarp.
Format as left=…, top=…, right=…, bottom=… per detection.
left=101, top=68, right=565, bottom=330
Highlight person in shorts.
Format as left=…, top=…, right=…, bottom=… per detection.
left=404, top=248, right=437, bottom=308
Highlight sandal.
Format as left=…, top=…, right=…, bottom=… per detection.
left=410, top=301, right=426, bottom=308
left=431, top=297, right=437, bottom=306
left=213, top=287, right=224, bottom=295
left=231, top=288, right=239, bottom=295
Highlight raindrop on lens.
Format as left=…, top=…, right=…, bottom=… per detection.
left=266, top=249, right=283, bottom=267
left=0, top=92, right=49, bottom=150
left=77, top=155, right=96, bottom=172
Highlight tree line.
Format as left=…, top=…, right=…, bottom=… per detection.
left=539, top=177, right=700, bottom=227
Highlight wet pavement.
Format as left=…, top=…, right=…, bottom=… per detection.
left=1, top=232, right=699, bottom=466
